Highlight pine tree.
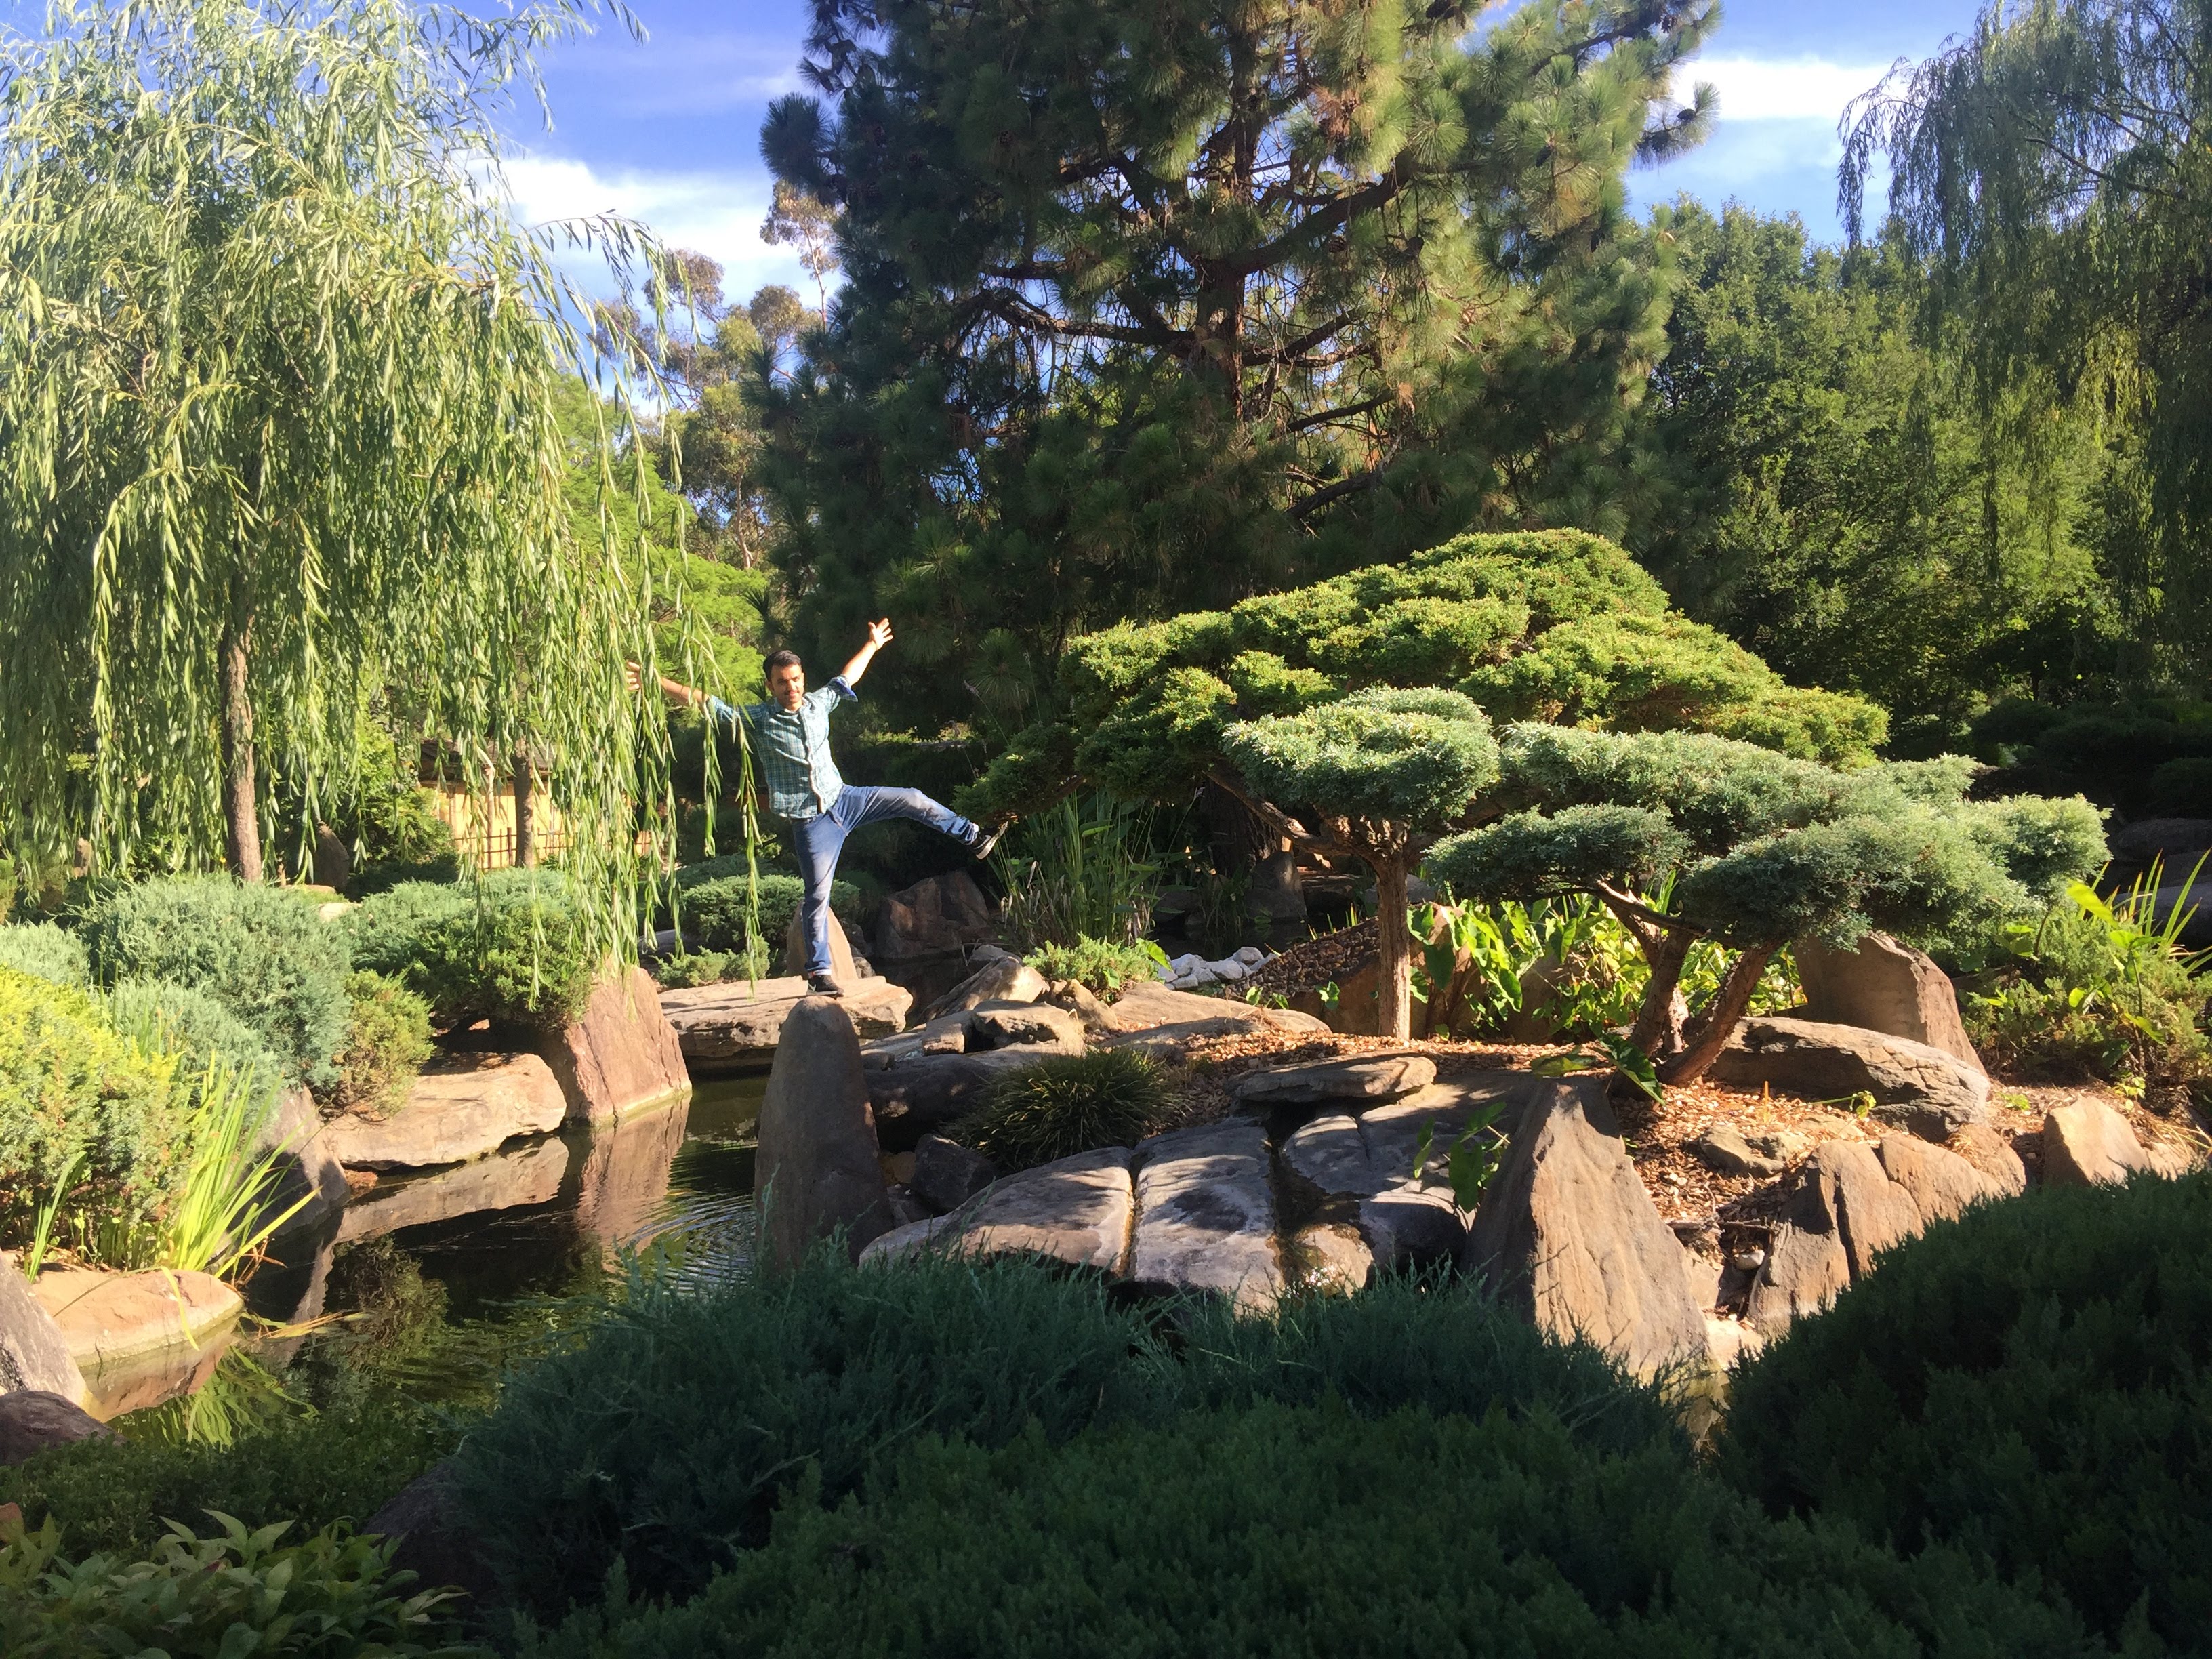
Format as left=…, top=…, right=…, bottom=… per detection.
left=757, top=0, right=1717, bottom=732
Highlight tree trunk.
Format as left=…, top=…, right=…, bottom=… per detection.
left=1626, top=924, right=1692, bottom=1061
left=1660, top=942, right=1779, bottom=1084
left=219, top=592, right=261, bottom=883
left=512, top=747, right=536, bottom=869
left=1372, top=855, right=1412, bottom=1042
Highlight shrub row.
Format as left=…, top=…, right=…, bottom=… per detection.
left=666, top=861, right=860, bottom=956
left=347, top=870, right=597, bottom=1031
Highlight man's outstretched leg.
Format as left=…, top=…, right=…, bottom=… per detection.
left=835, top=785, right=1001, bottom=858
left=790, top=808, right=848, bottom=996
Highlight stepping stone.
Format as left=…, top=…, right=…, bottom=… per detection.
left=659, top=975, right=912, bottom=1068
left=1127, top=1122, right=1282, bottom=1311
left=1229, top=1052, right=1435, bottom=1107
left=323, top=1052, right=567, bottom=1171
left=952, top=1147, right=1136, bottom=1275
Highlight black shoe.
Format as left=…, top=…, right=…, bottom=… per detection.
left=805, top=971, right=845, bottom=998
left=970, top=824, right=1005, bottom=861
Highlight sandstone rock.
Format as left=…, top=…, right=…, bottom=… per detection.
left=1744, top=1217, right=1851, bottom=1336
left=861, top=1013, right=972, bottom=1069
left=1044, top=979, right=1111, bottom=1032
left=1099, top=981, right=1328, bottom=1052
left=1127, top=1122, right=1282, bottom=1310
left=1290, top=1221, right=1374, bottom=1292
left=324, top=1052, right=567, bottom=1171
left=1799, top=1140, right=1923, bottom=1279
left=1704, top=1317, right=1765, bottom=1374
left=923, top=957, right=1048, bottom=1021
left=2108, top=816, right=2212, bottom=869
left=781, top=906, right=864, bottom=982
left=0, top=1391, right=112, bottom=1466
left=660, top=975, right=912, bottom=1067
left=1461, top=1080, right=1707, bottom=1380
left=312, top=823, right=352, bottom=892
left=948, top=1147, right=1136, bottom=1275
left=876, top=871, right=998, bottom=960
left=1679, top=1239, right=1725, bottom=1313
left=968, top=1000, right=1087, bottom=1052
left=2041, top=1098, right=2167, bottom=1187
left=1744, top=1128, right=1814, bottom=1163
left=857, top=1212, right=961, bottom=1265
left=253, top=1086, right=350, bottom=1231
left=1357, top=1185, right=1469, bottom=1268
left=336, top=1138, right=570, bottom=1244
left=868, top=1050, right=1050, bottom=1151
left=1279, top=1078, right=1537, bottom=1202
left=1708, top=1017, right=1991, bottom=1139
left=534, top=966, right=690, bottom=1126
left=756, top=998, right=893, bottom=1269
left=1689, top=1124, right=1784, bottom=1179
left=1794, top=931, right=1983, bottom=1069
left=32, top=1268, right=241, bottom=1417
left=1229, top=1052, right=1436, bottom=1109
left=0, top=1268, right=85, bottom=1403
left=1875, top=1133, right=1992, bottom=1225
left=1946, top=1122, right=2028, bottom=1196
left=886, top=1185, right=931, bottom=1227
left=911, top=1134, right=998, bottom=1215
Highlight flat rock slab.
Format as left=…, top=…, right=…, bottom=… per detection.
left=861, top=1014, right=970, bottom=1070
left=1709, top=1017, right=1991, bottom=1139
left=337, top=1136, right=571, bottom=1244
left=1282, top=1077, right=1540, bottom=1200
left=32, top=1268, right=241, bottom=1418
left=947, top=1147, right=1136, bottom=1275
left=1230, top=1052, right=1435, bottom=1108
left=324, top=1052, right=567, bottom=1171
left=535, top=966, right=691, bottom=1125
left=2041, top=1098, right=2190, bottom=1185
left=1128, top=1122, right=1282, bottom=1310
left=923, top=958, right=1047, bottom=1021
left=968, top=1000, right=1086, bottom=1052
left=661, top=975, right=912, bottom=1066
left=1097, top=983, right=1326, bottom=1052
left=0, top=1260, right=86, bottom=1403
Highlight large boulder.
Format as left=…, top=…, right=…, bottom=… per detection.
left=922, top=956, right=1047, bottom=1021
left=1097, top=982, right=1327, bottom=1054
left=1799, top=1140, right=1922, bottom=1279
left=323, top=1052, right=567, bottom=1171
left=659, top=974, right=912, bottom=1068
left=754, top=997, right=893, bottom=1269
left=0, top=1268, right=85, bottom=1404
left=32, top=1267, right=242, bottom=1417
left=2041, top=1098, right=2191, bottom=1187
left=1873, top=1133, right=1991, bottom=1226
left=904, top=1147, right=1138, bottom=1275
left=1708, top=1017, right=1992, bottom=1139
left=1460, top=1080, right=1706, bottom=1381
left=0, top=1391, right=112, bottom=1466
left=533, top=967, right=690, bottom=1126
left=337, top=1138, right=569, bottom=1244
left=1229, top=1052, right=1435, bottom=1109
left=875, top=871, right=998, bottom=960
left=1126, top=1122, right=1282, bottom=1310
left=1946, top=1122, right=2028, bottom=1196
left=1793, top=931, right=1982, bottom=1069
left=363, top=1460, right=498, bottom=1610
left=253, top=1086, right=350, bottom=1231
left=966, top=1000, right=1086, bottom=1053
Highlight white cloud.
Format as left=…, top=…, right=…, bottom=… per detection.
left=499, top=152, right=817, bottom=300
left=1677, top=55, right=1896, bottom=124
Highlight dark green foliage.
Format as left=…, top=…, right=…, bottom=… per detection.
left=81, top=875, right=352, bottom=1085
left=349, top=853, right=465, bottom=897
left=316, top=971, right=434, bottom=1118
left=1972, top=697, right=2212, bottom=817
left=954, top=1048, right=1172, bottom=1170
left=666, top=867, right=859, bottom=956
left=522, top=1401, right=2100, bottom=1659
left=103, top=977, right=276, bottom=1078
left=1222, top=688, right=1500, bottom=829
left=0, top=966, right=182, bottom=1246
left=0, top=922, right=87, bottom=986
left=346, top=873, right=596, bottom=1033
left=0, top=1513, right=476, bottom=1658
left=452, top=1251, right=1164, bottom=1616
left=1721, top=1171, right=2212, bottom=1650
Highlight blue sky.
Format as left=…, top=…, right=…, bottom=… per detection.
left=502, top=0, right=1988, bottom=301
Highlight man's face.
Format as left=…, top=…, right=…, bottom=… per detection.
left=769, top=661, right=806, bottom=710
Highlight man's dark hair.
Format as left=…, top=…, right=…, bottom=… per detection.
left=763, top=649, right=803, bottom=679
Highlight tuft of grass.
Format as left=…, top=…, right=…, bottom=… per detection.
left=955, top=1047, right=1172, bottom=1169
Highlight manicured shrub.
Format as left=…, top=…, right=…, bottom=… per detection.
left=80, top=875, right=352, bottom=1085
left=348, top=851, right=465, bottom=897
left=667, top=863, right=859, bottom=954
left=453, top=1250, right=1162, bottom=1617
left=955, top=1048, right=1172, bottom=1170
left=103, top=978, right=276, bottom=1077
left=348, top=872, right=596, bottom=1032
left=520, top=1401, right=2098, bottom=1659
left=0, top=922, right=88, bottom=986
left=647, top=944, right=769, bottom=989
left=0, top=967, right=183, bottom=1249
left=0, top=1512, right=472, bottom=1658
left=1023, top=934, right=1164, bottom=1000
left=316, top=971, right=434, bottom=1119
left=1719, top=1170, right=2212, bottom=1650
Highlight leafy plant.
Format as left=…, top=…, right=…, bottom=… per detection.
left=1022, top=935, right=1168, bottom=1000
left=152, top=1054, right=309, bottom=1279
left=649, top=943, right=770, bottom=989
left=0, top=1511, right=476, bottom=1658
left=1410, top=1103, right=1510, bottom=1210
left=954, top=1048, right=1172, bottom=1170
left=316, top=971, right=434, bottom=1120
left=347, top=873, right=596, bottom=1033
left=995, top=794, right=1162, bottom=950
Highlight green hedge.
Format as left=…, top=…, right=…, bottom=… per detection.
left=80, top=876, right=352, bottom=1085
left=0, top=967, right=182, bottom=1247
left=667, top=862, right=859, bottom=955
left=520, top=1401, right=2097, bottom=1659
left=316, top=971, right=435, bottom=1118
left=1719, top=1170, right=2212, bottom=1649
left=103, top=977, right=279, bottom=1078
left=347, top=872, right=596, bottom=1032
left=0, top=923, right=87, bottom=987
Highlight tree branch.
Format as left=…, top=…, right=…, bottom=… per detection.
left=1206, top=765, right=1334, bottom=853
left=1287, top=467, right=1381, bottom=520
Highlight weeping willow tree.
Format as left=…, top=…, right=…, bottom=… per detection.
left=1841, top=0, right=2212, bottom=686
left=0, top=0, right=715, bottom=932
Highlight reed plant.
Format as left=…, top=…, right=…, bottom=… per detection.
left=995, top=794, right=1161, bottom=949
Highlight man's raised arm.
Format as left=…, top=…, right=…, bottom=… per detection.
left=840, top=619, right=895, bottom=687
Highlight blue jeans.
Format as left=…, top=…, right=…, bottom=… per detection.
left=788, top=785, right=979, bottom=975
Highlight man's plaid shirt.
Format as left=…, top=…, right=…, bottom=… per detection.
left=709, top=676, right=857, bottom=821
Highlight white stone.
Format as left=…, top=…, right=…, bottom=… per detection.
left=1234, top=946, right=1267, bottom=966
left=1206, top=958, right=1248, bottom=981
left=1168, top=953, right=1207, bottom=976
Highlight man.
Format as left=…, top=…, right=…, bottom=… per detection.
left=634, top=619, right=1000, bottom=996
